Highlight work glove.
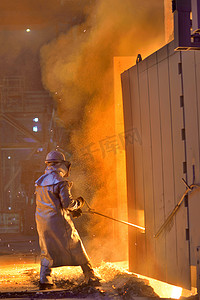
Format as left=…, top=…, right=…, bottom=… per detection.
left=70, top=208, right=83, bottom=218
left=76, top=196, right=85, bottom=208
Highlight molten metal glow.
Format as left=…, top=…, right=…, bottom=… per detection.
left=136, top=273, right=182, bottom=299
left=0, top=260, right=196, bottom=298
left=0, top=263, right=40, bottom=292
left=171, top=286, right=182, bottom=299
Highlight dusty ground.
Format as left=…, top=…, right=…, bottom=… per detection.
left=0, top=258, right=197, bottom=299
left=0, top=260, right=159, bottom=299
left=0, top=234, right=197, bottom=299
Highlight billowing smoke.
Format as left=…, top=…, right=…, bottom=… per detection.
left=40, top=0, right=164, bottom=262
left=0, top=0, right=92, bottom=88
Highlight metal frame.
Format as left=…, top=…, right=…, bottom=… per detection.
left=0, top=76, right=53, bottom=232
left=174, top=0, right=200, bottom=50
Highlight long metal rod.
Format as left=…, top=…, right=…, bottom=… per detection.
left=84, top=210, right=145, bottom=231
left=154, top=179, right=200, bottom=238
left=83, top=200, right=145, bottom=232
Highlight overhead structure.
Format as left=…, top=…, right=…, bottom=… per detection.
left=0, top=77, right=53, bottom=233
left=0, top=0, right=88, bottom=234
left=173, top=0, right=200, bottom=50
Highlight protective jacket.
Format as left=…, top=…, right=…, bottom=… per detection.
left=35, top=164, right=89, bottom=268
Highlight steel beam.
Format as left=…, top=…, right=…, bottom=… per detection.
left=0, top=113, right=42, bottom=144
left=192, top=0, right=200, bottom=33
left=4, top=147, right=38, bottom=192
left=1, top=143, right=40, bottom=150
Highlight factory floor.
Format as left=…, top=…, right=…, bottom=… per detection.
left=0, top=234, right=198, bottom=299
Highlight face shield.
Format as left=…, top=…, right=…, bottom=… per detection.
left=46, top=160, right=71, bottom=177
left=59, top=161, right=71, bottom=177
left=63, top=161, right=71, bottom=171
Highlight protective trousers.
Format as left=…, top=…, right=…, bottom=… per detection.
left=81, top=261, right=97, bottom=283
left=40, top=259, right=98, bottom=285
left=40, top=258, right=53, bottom=285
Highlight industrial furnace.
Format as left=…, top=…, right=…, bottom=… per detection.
left=121, top=0, right=200, bottom=291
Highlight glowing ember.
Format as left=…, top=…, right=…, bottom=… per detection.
left=171, top=286, right=182, bottom=299
left=138, top=275, right=182, bottom=299
left=0, top=263, right=40, bottom=292
left=135, top=272, right=196, bottom=299
left=0, top=260, right=195, bottom=298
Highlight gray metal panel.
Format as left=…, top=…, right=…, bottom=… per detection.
left=147, top=60, right=166, bottom=281
left=168, top=40, right=176, bottom=56
left=138, top=59, right=147, bottom=74
left=137, top=66, right=156, bottom=277
left=168, top=50, right=190, bottom=288
left=182, top=51, right=200, bottom=267
left=122, top=43, right=191, bottom=289
left=128, top=66, right=146, bottom=275
left=157, top=44, right=168, bottom=63
left=147, top=52, right=157, bottom=68
left=121, top=70, right=137, bottom=268
left=157, top=56, right=177, bottom=285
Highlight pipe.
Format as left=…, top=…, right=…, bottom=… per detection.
left=154, top=178, right=200, bottom=238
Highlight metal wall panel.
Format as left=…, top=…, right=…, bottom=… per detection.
left=168, top=50, right=190, bottom=288
left=121, top=70, right=137, bottom=267
left=138, top=61, right=156, bottom=277
left=121, top=41, right=191, bottom=289
left=157, top=48, right=180, bottom=285
left=147, top=58, right=166, bottom=281
left=182, top=51, right=200, bottom=269
left=128, top=66, right=146, bottom=275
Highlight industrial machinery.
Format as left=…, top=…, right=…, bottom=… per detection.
left=121, top=0, right=200, bottom=292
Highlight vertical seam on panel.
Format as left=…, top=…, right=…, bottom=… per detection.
left=194, top=52, right=200, bottom=179
left=156, top=52, right=167, bottom=280
left=180, top=51, right=191, bottom=267
left=128, top=68, right=137, bottom=236
left=146, top=67, right=156, bottom=258
left=136, top=63, right=147, bottom=271
left=174, top=51, right=181, bottom=272
left=167, top=48, right=178, bottom=278
left=127, top=70, right=135, bottom=266
left=127, top=68, right=135, bottom=205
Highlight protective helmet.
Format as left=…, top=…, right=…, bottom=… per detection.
left=45, top=150, right=66, bottom=163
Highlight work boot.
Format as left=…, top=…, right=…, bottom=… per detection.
left=39, top=264, right=54, bottom=290
left=81, top=262, right=101, bottom=286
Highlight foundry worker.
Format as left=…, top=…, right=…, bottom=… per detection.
left=35, top=150, right=100, bottom=289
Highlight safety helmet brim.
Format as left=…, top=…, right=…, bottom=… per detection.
left=45, top=151, right=71, bottom=169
